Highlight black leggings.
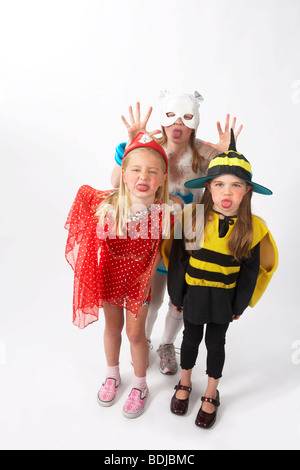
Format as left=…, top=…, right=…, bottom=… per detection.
left=180, top=318, right=229, bottom=379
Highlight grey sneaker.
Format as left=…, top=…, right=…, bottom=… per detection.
left=157, top=343, right=178, bottom=375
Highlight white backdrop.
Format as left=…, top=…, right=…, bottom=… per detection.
left=0, top=0, right=299, bottom=451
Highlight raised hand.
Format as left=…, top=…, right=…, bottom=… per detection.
left=121, top=102, right=161, bottom=144
left=204, top=114, right=243, bottom=152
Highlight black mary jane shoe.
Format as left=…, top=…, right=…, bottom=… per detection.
left=195, top=390, right=220, bottom=428
left=170, top=382, right=192, bottom=416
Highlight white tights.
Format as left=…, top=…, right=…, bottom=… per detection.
left=145, top=271, right=183, bottom=345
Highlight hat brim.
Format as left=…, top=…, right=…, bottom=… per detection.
left=185, top=175, right=273, bottom=195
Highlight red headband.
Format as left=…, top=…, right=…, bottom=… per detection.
left=123, top=133, right=168, bottom=171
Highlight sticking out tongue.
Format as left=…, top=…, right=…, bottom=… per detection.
left=173, top=129, right=182, bottom=138
left=221, top=199, right=232, bottom=209
left=136, top=184, right=149, bottom=192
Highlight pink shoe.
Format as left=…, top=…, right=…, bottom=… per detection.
left=97, top=377, right=120, bottom=407
left=122, top=387, right=149, bottom=418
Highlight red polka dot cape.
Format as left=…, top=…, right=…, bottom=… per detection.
left=65, top=185, right=172, bottom=329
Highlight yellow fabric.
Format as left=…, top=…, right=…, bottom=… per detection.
left=161, top=226, right=175, bottom=271
left=208, top=155, right=252, bottom=174
left=249, top=228, right=278, bottom=307
left=185, top=273, right=237, bottom=289
left=201, top=212, right=235, bottom=254
left=161, top=210, right=278, bottom=308
left=189, top=257, right=240, bottom=275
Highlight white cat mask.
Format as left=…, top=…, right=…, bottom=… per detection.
left=159, top=89, right=203, bottom=130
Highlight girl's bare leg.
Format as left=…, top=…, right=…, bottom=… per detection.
left=102, top=302, right=124, bottom=367
left=126, top=305, right=149, bottom=378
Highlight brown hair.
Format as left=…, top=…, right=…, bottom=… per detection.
left=200, top=185, right=253, bottom=261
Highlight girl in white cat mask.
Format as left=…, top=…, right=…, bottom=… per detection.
left=111, top=90, right=242, bottom=376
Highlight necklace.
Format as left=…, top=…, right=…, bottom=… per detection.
left=127, top=205, right=153, bottom=222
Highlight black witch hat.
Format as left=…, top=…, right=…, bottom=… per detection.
left=185, top=129, right=272, bottom=195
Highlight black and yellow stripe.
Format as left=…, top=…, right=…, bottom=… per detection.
left=206, top=151, right=252, bottom=183
left=185, top=247, right=241, bottom=289
left=184, top=129, right=273, bottom=195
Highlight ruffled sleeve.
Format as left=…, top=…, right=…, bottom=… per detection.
left=65, top=185, right=108, bottom=328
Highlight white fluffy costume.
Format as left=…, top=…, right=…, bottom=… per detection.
left=145, top=91, right=218, bottom=351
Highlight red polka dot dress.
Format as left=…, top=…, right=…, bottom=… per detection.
left=65, top=185, right=168, bottom=329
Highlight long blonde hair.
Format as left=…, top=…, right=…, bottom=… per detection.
left=95, top=148, right=170, bottom=237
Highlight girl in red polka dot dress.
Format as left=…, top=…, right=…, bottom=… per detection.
left=65, top=133, right=179, bottom=418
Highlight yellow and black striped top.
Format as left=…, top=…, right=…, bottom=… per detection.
left=185, top=212, right=241, bottom=290
left=164, top=211, right=278, bottom=325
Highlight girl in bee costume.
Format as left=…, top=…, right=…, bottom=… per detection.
left=164, top=130, right=278, bottom=428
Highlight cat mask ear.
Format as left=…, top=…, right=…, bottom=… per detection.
left=194, top=91, right=204, bottom=103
